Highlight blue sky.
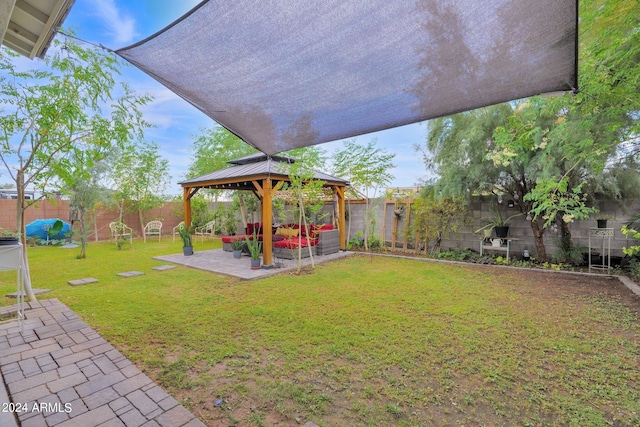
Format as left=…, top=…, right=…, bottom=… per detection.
left=62, top=0, right=430, bottom=194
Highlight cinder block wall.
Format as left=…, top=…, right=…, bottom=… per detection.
left=2, top=196, right=636, bottom=256
left=371, top=196, right=639, bottom=259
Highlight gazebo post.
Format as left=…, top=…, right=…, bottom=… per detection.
left=262, top=178, right=273, bottom=266
left=183, top=187, right=192, bottom=228
left=336, top=186, right=346, bottom=250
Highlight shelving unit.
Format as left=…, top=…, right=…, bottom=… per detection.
left=588, top=228, right=613, bottom=273
left=0, top=242, right=27, bottom=330
left=480, top=238, right=519, bottom=262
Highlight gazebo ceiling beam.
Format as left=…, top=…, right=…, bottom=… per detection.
left=252, top=180, right=264, bottom=197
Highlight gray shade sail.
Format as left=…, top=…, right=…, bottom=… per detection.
left=116, top=0, right=577, bottom=155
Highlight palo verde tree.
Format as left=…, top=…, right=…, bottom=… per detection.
left=331, top=138, right=395, bottom=250
left=0, top=40, right=150, bottom=302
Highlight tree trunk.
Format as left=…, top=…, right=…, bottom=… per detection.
left=238, top=193, right=248, bottom=229
left=529, top=220, right=547, bottom=261
left=363, top=199, right=370, bottom=251
left=138, top=209, right=144, bottom=236
left=16, top=170, right=37, bottom=303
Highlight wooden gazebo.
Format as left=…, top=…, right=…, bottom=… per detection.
left=179, top=153, right=349, bottom=266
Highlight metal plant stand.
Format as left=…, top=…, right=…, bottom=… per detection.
left=0, top=242, right=27, bottom=330
left=588, top=228, right=613, bottom=273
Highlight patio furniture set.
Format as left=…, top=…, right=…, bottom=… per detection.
left=221, top=222, right=340, bottom=259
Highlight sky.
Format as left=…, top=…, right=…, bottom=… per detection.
left=60, top=0, right=430, bottom=195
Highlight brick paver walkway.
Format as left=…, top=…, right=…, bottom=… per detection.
left=0, top=299, right=205, bottom=427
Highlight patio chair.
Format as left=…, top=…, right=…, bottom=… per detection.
left=172, top=221, right=185, bottom=243
left=143, top=220, right=163, bottom=243
left=194, top=220, right=216, bottom=242
left=109, top=221, right=133, bottom=245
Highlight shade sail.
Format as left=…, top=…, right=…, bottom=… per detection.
left=116, top=0, right=577, bottom=155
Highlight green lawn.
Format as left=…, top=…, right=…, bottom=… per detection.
left=1, top=240, right=639, bottom=426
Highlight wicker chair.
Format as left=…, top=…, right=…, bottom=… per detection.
left=194, top=220, right=216, bottom=242
left=143, top=220, right=163, bottom=243
left=108, top=221, right=133, bottom=244
left=172, top=221, right=185, bottom=243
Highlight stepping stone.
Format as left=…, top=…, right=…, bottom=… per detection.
left=6, top=288, right=51, bottom=298
left=152, top=265, right=176, bottom=271
left=117, top=271, right=144, bottom=277
left=68, top=278, right=99, bottom=286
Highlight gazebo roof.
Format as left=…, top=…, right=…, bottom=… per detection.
left=179, top=154, right=348, bottom=190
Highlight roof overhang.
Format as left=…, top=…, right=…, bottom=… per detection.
left=0, top=0, right=76, bottom=59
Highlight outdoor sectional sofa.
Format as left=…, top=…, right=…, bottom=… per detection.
left=221, top=222, right=339, bottom=259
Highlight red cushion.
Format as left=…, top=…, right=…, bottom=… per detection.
left=221, top=235, right=244, bottom=243
left=273, top=237, right=317, bottom=249
left=246, top=222, right=262, bottom=235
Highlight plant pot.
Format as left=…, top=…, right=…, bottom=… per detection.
left=597, top=219, right=607, bottom=228
left=233, top=250, right=242, bottom=259
left=494, top=226, right=509, bottom=238
left=183, top=246, right=193, bottom=256
left=250, top=258, right=261, bottom=269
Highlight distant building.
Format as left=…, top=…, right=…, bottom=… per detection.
left=0, top=189, right=34, bottom=199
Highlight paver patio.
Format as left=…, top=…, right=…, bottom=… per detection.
left=153, top=248, right=353, bottom=279
left=0, top=299, right=205, bottom=427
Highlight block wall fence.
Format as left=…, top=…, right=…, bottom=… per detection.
left=0, top=199, right=183, bottom=241
left=1, top=197, right=637, bottom=259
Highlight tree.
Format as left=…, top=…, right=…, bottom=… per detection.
left=492, top=0, right=640, bottom=229
left=64, top=157, right=111, bottom=259
left=331, top=139, right=395, bottom=250
left=419, top=104, right=563, bottom=258
left=0, top=40, right=150, bottom=301
left=107, top=140, right=170, bottom=228
left=188, top=126, right=257, bottom=180
left=281, top=160, right=326, bottom=272
left=411, top=186, right=470, bottom=254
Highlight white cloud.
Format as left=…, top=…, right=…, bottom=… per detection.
left=93, top=0, right=137, bottom=44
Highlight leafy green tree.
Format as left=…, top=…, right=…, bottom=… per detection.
left=331, top=139, right=395, bottom=250
left=281, top=160, right=326, bottom=272
left=188, top=126, right=257, bottom=180
left=411, top=186, right=470, bottom=254
left=107, top=140, right=170, bottom=228
left=64, top=157, right=111, bottom=259
left=492, top=0, right=640, bottom=229
left=0, top=40, right=150, bottom=301
left=420, top=104, right=561, bottom=259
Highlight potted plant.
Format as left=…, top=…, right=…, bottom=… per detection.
left=178, top=224, right=193, bottom=256
left=231, top=239, right=244, bottom=259
left=474, top=204, right=523, bottom=238
left=595, top=214, right=614, bottom=229
left=244, top=233, right=262, bottom=269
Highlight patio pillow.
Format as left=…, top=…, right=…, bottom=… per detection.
left=279, top=228, right=299, bottom=237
